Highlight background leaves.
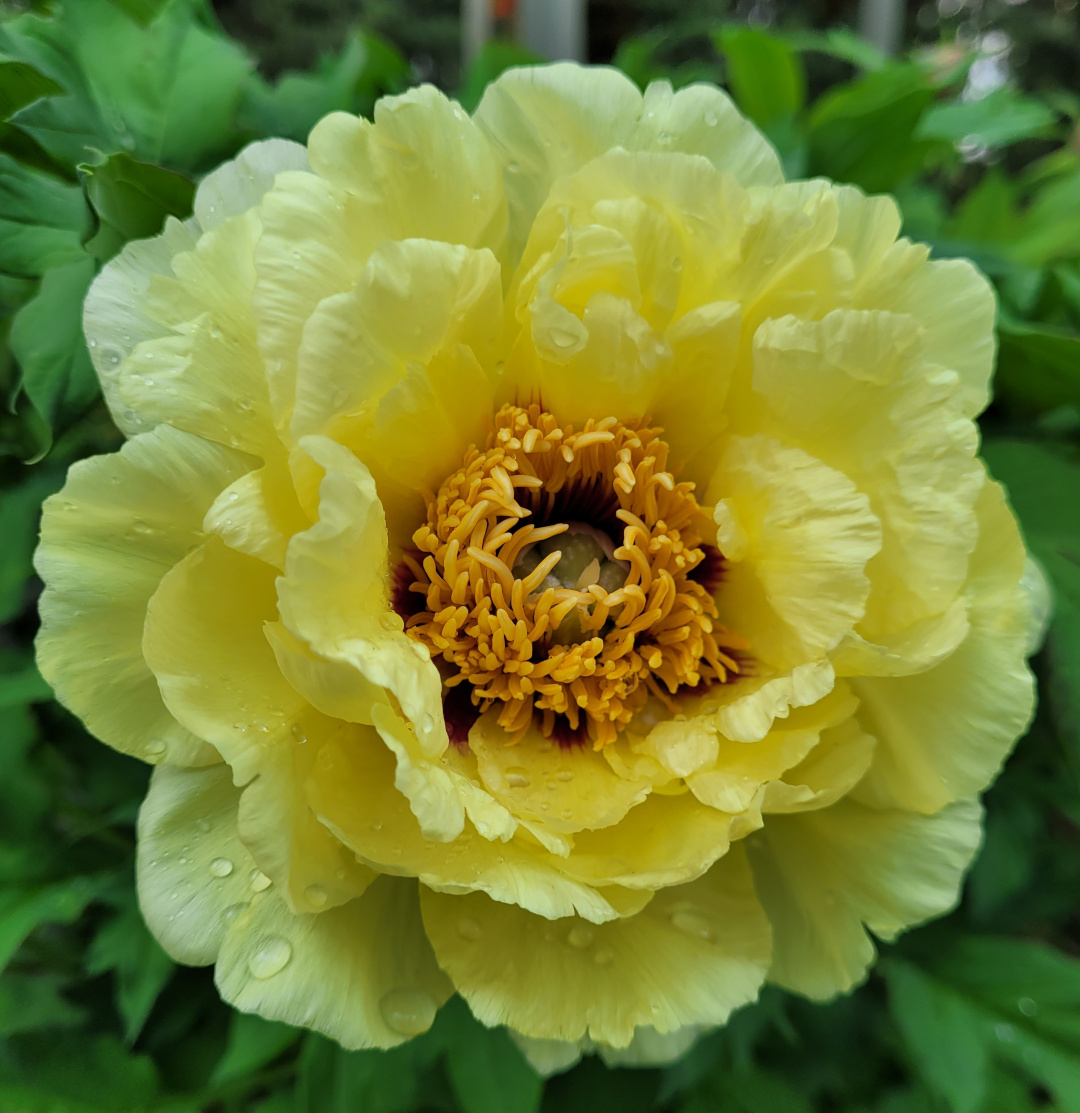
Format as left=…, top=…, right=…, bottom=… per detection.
left=1, top=0, right=1080, bottom=1110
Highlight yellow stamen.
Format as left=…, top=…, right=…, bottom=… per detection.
left=403, top=404, right=745, bottom=749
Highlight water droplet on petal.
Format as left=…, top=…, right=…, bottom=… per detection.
left=556, top=770, right=573, bottom=782
left=567, top=924, right=594, bottom=948
left=380, top=988, right=437, bottom=1036
left=249, top=869, right=272, bottom=893
left=506, top=767, right=531, bottom=788
left=209, top=857, right=234, bottom=878
left=222, top=903, right=245, bottom=925
left=305, top=884, right=328, bottom=908
left=457, top=917, right=483, bottom=941
left=248, top=937, right=292, bottom=979
left=145, top=739, right=166, bottom=757
left=593, top=947, right=614, bottom=966
left=671, top=909, right=716, bottom=942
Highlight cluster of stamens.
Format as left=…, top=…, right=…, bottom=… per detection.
left=397, top=404, right=742, bottom=749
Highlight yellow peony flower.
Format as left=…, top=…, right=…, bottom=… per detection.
left=35, top=63, right=1037, bottom=1068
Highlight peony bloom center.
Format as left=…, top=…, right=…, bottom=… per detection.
left=400, top=403, right=743, bottom=749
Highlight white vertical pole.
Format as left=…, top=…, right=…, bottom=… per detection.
left=518, top=0, right=587, bottom=62
left=858, top=0, right=905, bottom=55
left=462, top=0, right=493, bottom=66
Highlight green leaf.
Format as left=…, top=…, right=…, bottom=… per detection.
left=0, top=468, right=63, bottom=623
left=78, top=151, right=193, bottom=261
left=782, top=27, right=889, bottom=71
left=442, top=1002, right=542, bottom=1113
left=9, top=253, right=99, bottom=458
left=0, top=152, right=89, bottom=278
left=211, top=1011, right=299, bottom=1084
left=995, top=318, right=1080, bottom=413
left=240, top=31, right=409, bottom=142
left=808, top=65, right=938, bottom=193
left=2, top=1, right=251, bottom=172
left=717, top=25, right=806, bottom=129
left=0, top=973, right=86, bottom=1036
left=0, top=875, right=111, bottom=971
left=1012, top=169, right=1080, bottom=267
left=983, top=441, right=1080, bottom=744
left=103, top=0, right=175, bottom=26
left=86, top=897, right=175, bottom=1042
left=294, top=1032, right=439, bottom=1113
left=917, top=87, right=1057, bottom=148
left=0, top=57, right=63, bottom=120
left=883, top=959, right=990, bottom=1113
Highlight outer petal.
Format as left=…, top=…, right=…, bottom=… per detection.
left=35, top=425, right=252, bottom=766
left=513, top=1024, right=703, bottom=1076
left=83, top=139, right=307, bottom=434
left=850, top=478, right=1035, bottom=813
left=746, top=796, right=983, bottom=999
left=475, top=63, right=781, bottom=260
left=142, top=537, right=374, bottom=913
left=137, top=763, right=260, bottom=965
left=215, top=877, right=453, bottom=1050
left=420, top=844, right=771, bottom=1047
left=307, top=87, right=507, bottom=261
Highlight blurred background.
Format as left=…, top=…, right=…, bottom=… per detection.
left=1, top=1, right=1080, bottom=1112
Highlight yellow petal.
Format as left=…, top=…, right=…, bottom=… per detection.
left=277, top=435, right=447, bottom=755
left=475, top=63, right=780, bottom=261
left=35, top=425, right=252, bottom=766
left=307, top=87, right=507, bottom=260
left=193, top=137, right=309, bottom=231
left=850, top=478, right=1035, bottom=812
left=120, top=211, right=279, bottom=459
left=215, top=877, right=452, bottom=1050
left=83, top=216, right=197, bottom=435
left=290, top=239, right=501, bottom=544
left=136, top=763, right=259, bottom=965
left=420, top=844, right=771, bottom=1046
left=203, top=457, right=310, bottom=570
left=470, top=710, right=652, bottom=838
left=142, top=537, right=372, bottom=913
left=708, top=435, right=882, bottom=669
left=749, top=308, right=982, bottom=639
left=761, top=716, right=876, bottom=814
left=308, top=726, right=632, bottom=923
left=746, top=796, right=982, bottom=999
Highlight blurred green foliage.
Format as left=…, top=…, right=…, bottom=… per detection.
left=2, top=0, right=1080, bottom=1110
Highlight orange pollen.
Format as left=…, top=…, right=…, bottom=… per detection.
left=401, top=404, right=744, bottom=749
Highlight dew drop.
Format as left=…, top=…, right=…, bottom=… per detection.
left=379, top=988, right=437, bottom=1036
left=248, top=937, right=292, bottom=979
left=145, top=739, right=166, bottom=757
left=704, top=109, right=718, bottom=127
left=671, top=909, right=715, bottom=942
left=305, top=884, right=328, bottom=908
left=209, top=857, right=234, bottom=878
left=995, top=1022, right=1017, bottom=1043
left=593, top=946, right=614, bottom=966
left=556, top=769, right=573, bottom=782
left=457, top=917, right=483, bottom=941
left=249, top=869, right=272, bottom=893
left=380, top=612, right=403, bottom=632
left=506, top=767, right=531, bottom=788
left=560, top=809, right=573, bottom=820
left=567, top=924, right=594, bottom=949
left=1017, top=996, right=1038, bottom=1017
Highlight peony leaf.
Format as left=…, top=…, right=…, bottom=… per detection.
left=716, top=25, right=807, bottom=130
left=984, top=441, right=1080, bottom=747
left=86, top=896, right=175, bottom=1043
left=886, top=940, right=1080, bottom=1113
left=211, top=1012, right=300, bottom=1085
left=78, top=151, right=194, bottom=262
left=0, top=153, right=90, bottom=278
left=916, top=87, right=1058, bottom=150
